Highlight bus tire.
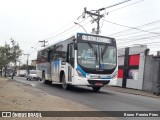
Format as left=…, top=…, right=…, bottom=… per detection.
left=42, top=72, right=48, bottom=84
left=62, top=74, right=68, bottom=90
left=92, top=86, right=101, bottom=92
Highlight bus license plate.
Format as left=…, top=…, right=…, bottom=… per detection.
left=95, top=82, right=103, bottom=86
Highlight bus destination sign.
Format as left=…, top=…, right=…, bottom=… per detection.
left=77, top=34, right=111, bottom=43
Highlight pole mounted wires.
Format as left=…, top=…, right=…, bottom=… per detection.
left=79, top=0, right=144, bottom=34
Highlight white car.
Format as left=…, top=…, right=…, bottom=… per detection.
left=26, top=70, right=38, bottom=81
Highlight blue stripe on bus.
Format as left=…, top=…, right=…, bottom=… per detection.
left=51, top=60, right=60, bottom=66
left=77, top=65, right=86, bottom=77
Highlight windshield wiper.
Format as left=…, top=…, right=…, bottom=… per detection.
left=87, top=42, right=98, bottom=61
left=101, top=45, right=108, bottom=62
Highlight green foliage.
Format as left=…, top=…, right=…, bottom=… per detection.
left=0, top=44, right=11, bottom=67
left=10, top=40, right=23, bottom=66
left=0, top=40, right=23, bottom=68
left=20, top=64, right=27, bottom=69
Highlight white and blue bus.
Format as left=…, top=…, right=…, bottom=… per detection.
left=36, top=33, right=117, bottom=91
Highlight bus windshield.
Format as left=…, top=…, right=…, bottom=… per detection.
left=77, top=42, right=116, bottom=70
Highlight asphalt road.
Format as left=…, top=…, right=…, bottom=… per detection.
left=12, top=76, right=160, bottom=120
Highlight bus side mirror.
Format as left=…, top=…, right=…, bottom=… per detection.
left=61, top=60, right=66, bottom=65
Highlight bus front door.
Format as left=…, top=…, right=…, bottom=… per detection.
left=68, top=43, right=74, bottom=82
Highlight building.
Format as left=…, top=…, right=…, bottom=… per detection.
left=31, top=59, right=37, bottom=67
left=109, top=45, right=160, bottom=93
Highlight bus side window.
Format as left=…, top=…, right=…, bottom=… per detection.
left=48, top=50, right=53, bottom=62
left=68, top=43, right=74, bottom=67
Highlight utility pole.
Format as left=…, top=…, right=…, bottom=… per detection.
left=84, top=7, right=103, bottom=34
left=39, top=40, right=48, bottom=47
left=24, top=54, right=29, bottom=75
left=82, top=0, right=131, bottom=34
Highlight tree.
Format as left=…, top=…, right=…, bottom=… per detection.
left=10, top=39, right=23, bottom=67
left=0, top=44, right=12, bottom=77
left=0, top=46, right=6, bottom=77
left=20, top=64, right=27, bottom=69
left=0, top=39, right=22, bottom=77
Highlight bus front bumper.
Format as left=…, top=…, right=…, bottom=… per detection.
left=72, top=75, right=111, bottom=86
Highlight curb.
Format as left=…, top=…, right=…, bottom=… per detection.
left=106, top=86, right=160, bottom=98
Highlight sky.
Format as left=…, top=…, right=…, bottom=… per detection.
left=0, top=0, right=160, bottom=65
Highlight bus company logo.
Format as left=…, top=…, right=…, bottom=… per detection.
left=2, top=112, right=11, bottom=117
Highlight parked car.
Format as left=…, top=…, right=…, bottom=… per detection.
left=17, top=70, right=27, bottom=77
left=26, top=70, right=38, bottom=81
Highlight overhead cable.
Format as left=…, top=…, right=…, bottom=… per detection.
left=103, top=19, right=160, bottom=35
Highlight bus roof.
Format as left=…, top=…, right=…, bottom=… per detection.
left=37, top=35, right=75, bottom=52
left=37, top=32, right=115, bottom=52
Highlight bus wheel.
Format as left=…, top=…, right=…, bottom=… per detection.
left=62, top=74, right=68, bottom=90
left=92, top=87, right=101, bottom=92
left=42, top=72, right=47, bottom=84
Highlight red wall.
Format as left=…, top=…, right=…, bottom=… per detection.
left=129, top=55, right=140, bottom=66
left=118, top=69, right=123, bottom=78
left=118, top=54, right=140, bottom=79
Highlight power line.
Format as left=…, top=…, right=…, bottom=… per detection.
left=117, top=36, right=160, bottom=47
left=30, top=0, right=136, bottom=50
left=117, top=34, right=160, bottom=44
left=44, top=19, right=79, bottom=39
left=44, top=17, right=89, bottom=41
left=117, top=39, right=160, bottom=48
left=25, top=42, right=40, bottom=54
left=27, top=18, right=91, bottom=56
left=107, top=20, right=160, bottom=37
left=114, top=26, right=160, bottom=38
left=97, top=0, right=132, bottom=11
left=46, top=19, right=91, bottom=43
left=43, top=23, right=77, bottom=41
left=118, top=41, right=160, bottom=48
left=27, top=0, right=142, bottom=56
left=26, top=17, right=90, bottom=55
left=117, top=31, right=160, bottom=41
left=27, top=17, right=90, bottom=57
left=42, top=17, right=90, bottom=42
left=116, top=31, right=160, bottom=47
left=103, top=19, right=160, bottom=35
left=20, top=18, right=87, bottom=55
left=107, top=0, right=144, bottom=13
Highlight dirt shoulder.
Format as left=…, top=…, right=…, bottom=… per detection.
left=0, top=77, right=117, bottom=120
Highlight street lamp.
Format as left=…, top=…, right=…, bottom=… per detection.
left=74, top=22, right=87, bottom=33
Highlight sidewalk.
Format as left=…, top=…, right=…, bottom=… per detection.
left=105, top=86, right=160, bottom=98
left=0, top=77, right=118, bottom=120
